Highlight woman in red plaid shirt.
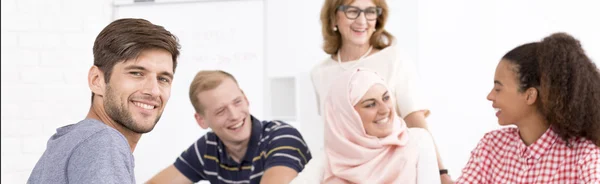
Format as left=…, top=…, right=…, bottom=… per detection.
left=456, top=32, right=600, bottom=184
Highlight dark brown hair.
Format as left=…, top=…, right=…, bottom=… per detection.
left=503, top=32, right=600, bottom=146
left=93, top=18, right=180, bottom=83
left=189, top=70, right=239, bottom=114
left=320, top=0, right=394, bottom=55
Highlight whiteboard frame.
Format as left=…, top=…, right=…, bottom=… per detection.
left=114, top=0, right=261, bottom=7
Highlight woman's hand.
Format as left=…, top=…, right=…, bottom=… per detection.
left=441, top=174, right=454, bottom=184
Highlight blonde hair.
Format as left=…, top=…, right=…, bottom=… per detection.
left=320, top=0, right=394, bottom=55
left=189, top=70, right=238, bottom=114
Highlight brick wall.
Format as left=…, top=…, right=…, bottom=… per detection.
left=1, top=0, right=113, bottom=183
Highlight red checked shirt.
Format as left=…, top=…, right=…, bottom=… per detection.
left=456, top=127, right=600, bottom=184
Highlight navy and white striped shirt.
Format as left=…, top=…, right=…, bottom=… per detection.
left=174, top=116, right=312, bottom=184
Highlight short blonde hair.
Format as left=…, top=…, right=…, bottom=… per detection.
left=320, top=0, right=394, bottom=55
left=189, top=70, right=238, bottom=114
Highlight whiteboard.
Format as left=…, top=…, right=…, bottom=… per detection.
left=113, top=0, right=264, bottom=183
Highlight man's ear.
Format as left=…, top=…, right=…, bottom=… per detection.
left=88, top=66, right=106, bottom=96
left=194, top=112, right=209, bottom=129
left=525, top=87, right=538, bottom=105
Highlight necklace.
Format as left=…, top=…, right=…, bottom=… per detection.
left=337, top=46, right=373, bottom=70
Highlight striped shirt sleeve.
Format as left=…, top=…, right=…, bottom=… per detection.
left=263, top=123, right=312, bottom=173
left=173, top=135, right=208, bottom=182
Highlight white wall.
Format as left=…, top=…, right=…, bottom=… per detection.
left=2, top=0, right=599, bottom=183
left=0, top=0, right=113, bottom=183
left=417, top=0, right=600, bottom=177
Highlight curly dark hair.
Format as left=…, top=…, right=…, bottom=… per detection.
left=502, top=32, right=600, bottom=147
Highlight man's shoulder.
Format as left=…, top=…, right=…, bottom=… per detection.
left=259, top=120, right=309, bottom=152
left=32, top=120, right=134, bottom=184
left=65, top=119, right=111, bottom=135
left=261, top=120, right=301, bottom=136
left=48, top=119, right=127, bottom=150
left=189, top=132, right=217, bottom=148
left=67, top=124, right=131, bottom=159
left=185, top=132, right=220, bottom=157
left=73, top=119, right=128, bottom=147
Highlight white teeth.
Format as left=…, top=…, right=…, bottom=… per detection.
left=134, top=102, right=154, bottom=110
left=494, top=108, right=501, bottom=112
left=351, top=28, right=366, bottom=32
left=375, top=118, right=389, bottom=124
left=230, top=121, right=243, bottom=129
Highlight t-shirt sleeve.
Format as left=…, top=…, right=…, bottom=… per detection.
left=392, top=52, right=430, bottom=119
left=173, top=135, right=209, bottom=182
left=264, top=124, right=313, bottom=173
left=67, top=129, right=135, bottom=184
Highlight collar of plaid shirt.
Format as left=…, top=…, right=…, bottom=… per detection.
left=516, top=127, right=559, bottom=160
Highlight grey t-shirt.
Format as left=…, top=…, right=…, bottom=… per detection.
left=27, top=118, right=135, bottom=184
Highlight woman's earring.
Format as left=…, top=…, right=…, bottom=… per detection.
left=333, top=26, right=338, bottom=31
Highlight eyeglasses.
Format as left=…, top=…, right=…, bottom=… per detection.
left=337, top=5, right=382, bottom=21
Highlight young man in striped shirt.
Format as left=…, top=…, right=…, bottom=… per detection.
left=148, top=70, right=312, bottom=184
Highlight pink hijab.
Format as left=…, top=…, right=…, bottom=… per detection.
left=322, top=68, right=418, bottom=184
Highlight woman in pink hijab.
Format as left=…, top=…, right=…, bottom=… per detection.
left=291, top=68, right=440, bottom=184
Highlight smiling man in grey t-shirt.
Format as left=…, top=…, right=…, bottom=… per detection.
left=27, top=18, right=180, bottom=184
